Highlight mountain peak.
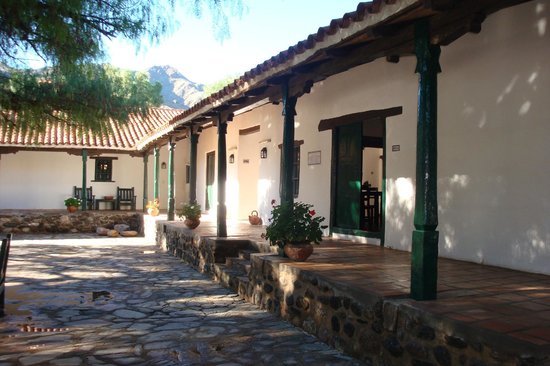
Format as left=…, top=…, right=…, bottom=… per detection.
left=146, top=65, right=204, bottom=109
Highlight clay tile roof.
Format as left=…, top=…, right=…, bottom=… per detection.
left=0, top=107, right=183, bottom=152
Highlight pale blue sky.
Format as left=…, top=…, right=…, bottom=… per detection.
left=106, top=0, right=361, bottom=84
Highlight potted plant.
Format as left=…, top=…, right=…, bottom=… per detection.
left=263, top=200, right=327, bottom=261
left=64, top=197, right=82, bottom=213
left=178, top=201, right=201, bottom=229
left=146, top=198, right=160, bottom=216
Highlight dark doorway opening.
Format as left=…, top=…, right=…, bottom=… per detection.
left=320, top=107, right=402, bottom=245
left=205, top=151, right=215, bottom=211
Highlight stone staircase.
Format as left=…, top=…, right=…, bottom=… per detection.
left=212, top=244, right=275, bottom=302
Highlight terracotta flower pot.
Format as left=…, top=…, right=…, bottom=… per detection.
left=184, top=218, right=200, bottom=230
left=284, top=242, right=314, bottom=262
left=66, top=206, right=78, bottom=213
left=147, top=207, right=159, bottom=216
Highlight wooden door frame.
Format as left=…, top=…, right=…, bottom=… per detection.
left=323, top=107, right=402, bottom=246
left=205, top=151, right=215, bottom=211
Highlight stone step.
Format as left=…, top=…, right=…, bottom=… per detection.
left=225, top=257, right=251, bottom=275
left=213, top=264, right=241, bottom=292
left=213, top=263, right=252, bottom=299
left=249, top=240, right=276, bottom=254
left=236, top=276, right=251, bottom=300
left=238, top=249, right=255, bottom=260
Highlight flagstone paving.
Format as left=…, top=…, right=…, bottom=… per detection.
left=0, top=234, right=363, bottom=365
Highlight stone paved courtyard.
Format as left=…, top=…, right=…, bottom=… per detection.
left=0, top=234, right=363, bottom=365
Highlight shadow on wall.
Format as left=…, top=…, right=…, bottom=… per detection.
left=385, top=177, right=415, bottom=250
left=436, top=1, right=550, bottom=273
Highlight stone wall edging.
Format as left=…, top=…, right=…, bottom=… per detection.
left=0, top=211, right=143, bottom=234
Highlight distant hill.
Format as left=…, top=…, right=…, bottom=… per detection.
left=146, top=65, right=204, bottom=110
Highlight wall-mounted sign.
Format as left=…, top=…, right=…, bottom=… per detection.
left=392, top=145, right=400, bottom=152
left=243, top=159, right=250, bottom=164
left=308, top=151, right=321, bottom=165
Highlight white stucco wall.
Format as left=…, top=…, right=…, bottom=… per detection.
left=0, top=150, right=146, bottom=209
left=437, top=1, right=550, bottom=272
left=146, top=140, right=190, bottom=211
left=195, top=126, right=218, bottom=215
left=227, top=104, right=283, bottom=221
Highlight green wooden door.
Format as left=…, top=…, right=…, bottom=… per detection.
left=205, top=151, right=215, bottom=211
left=335, top=122, right=362, bottom=229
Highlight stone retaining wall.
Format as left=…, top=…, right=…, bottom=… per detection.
left=247, top=255, right=544, bottom=366
left=0, top=210, right=143, bottom=234
left=158, top=223, right=547, bottom=366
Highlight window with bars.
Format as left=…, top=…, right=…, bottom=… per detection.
left=94, top=158, right=113, bottom=182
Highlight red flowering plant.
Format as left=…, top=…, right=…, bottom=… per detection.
left=263, top=200, right=327, bottom=249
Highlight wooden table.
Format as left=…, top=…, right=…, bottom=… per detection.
left=95, top=198, right=116, bottom=210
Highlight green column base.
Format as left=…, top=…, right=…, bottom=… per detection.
left=167, top=198, right=175, bottom=221
left=217, top=204, right=227, bottom=238
left=411, top=229, right=439, bottom=300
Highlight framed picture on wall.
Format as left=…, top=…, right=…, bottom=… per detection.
left=308, top=151, right=321, bottom=165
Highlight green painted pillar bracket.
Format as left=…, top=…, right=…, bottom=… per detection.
left=411, top=19, right=441, bottom=301
left=167, top=139, right=176, bottom=221
left=281, top=80, right=297, bottom=205
left=217, top=114, right=228, bottom=238
left=190, top=130, right=199, bottom=203
left=142, top=153, right=149, bottom=212
left=81, top=149, right=87, bottom=211
left=153, top=146, right=160, bottom=201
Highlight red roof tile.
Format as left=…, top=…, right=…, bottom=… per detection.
left=0, top=107, right=183, bottom=151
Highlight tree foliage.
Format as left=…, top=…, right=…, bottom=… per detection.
left=0, top=65, right=162, bottom=132
left=0, top=0, right=242, bottom=131
left=203, top=74, right=240, bottom=96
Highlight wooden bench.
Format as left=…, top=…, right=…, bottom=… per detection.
left=116, top=187, right=136, bottom=211
left=73, top=186, right=95, bottom=210
left=0, top=234, right=12, bottom=317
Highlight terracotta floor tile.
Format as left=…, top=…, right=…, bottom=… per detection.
left=505, top=315, right=550, bottom=328
left=523, top=291, right=550, bottom=299
left=480, top=304, right=535, bottom=316
left=447, top=313, right=478, bottom=323
left=491, top=293, right=530, bottom=302
left=522, top=328, right=550, bottom=342
left=462, top=309, right=499, bottom=320
left=474, top=319, right=529, bottom=333
left=512, top=301, right=550, bottom=312
left=509, top=331, right=550, bottom=346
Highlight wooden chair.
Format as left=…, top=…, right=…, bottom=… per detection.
left=0, top=234, right=12, bottom=317
left=73, top=186, right=95, bottom=210
left=116, top=187, right=136, bottom=211
left=361, top=182, right=381, bottom=232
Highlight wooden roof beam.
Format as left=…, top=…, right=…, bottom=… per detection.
left=431, top=12, right=485, bottom=45
left=422, top=0, right=459, bottom=11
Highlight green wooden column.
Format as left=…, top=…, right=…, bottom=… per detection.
left=411, top=20, right=441, bottom=301
left=217, top=114, right=228, bottom=238
left=167, top=139, right=176, bottom=221
left=142, top=153, right=149, bottom=212
left=81, top=149, right=88, bottom=211
left=190, top=130, right=199, bottom=203
left=281, top=80, right=297, bottom=205
left=153, top=146, right=160, bottom=201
